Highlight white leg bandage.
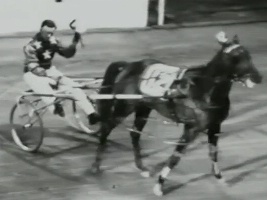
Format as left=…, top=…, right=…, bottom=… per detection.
left=160, top=166, right=171, bottom=178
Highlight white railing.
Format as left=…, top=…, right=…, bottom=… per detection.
left=157, top=0, right=166, bottom=26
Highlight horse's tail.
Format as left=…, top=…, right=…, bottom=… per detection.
left=97, top=61, right=128, bottom=119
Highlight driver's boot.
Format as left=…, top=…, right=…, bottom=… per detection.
left=88, top=113, right=101, bottom=125
left=54, top=102, right=65, bottom=117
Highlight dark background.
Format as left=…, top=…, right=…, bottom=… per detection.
left=148, top=0, right=267, bottom=25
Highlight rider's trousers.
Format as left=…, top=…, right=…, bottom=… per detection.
left=23, top=66, right=95, bottom=116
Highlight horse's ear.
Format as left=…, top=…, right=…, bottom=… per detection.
left=215, top=31, right=229, bottom=44
left=232, top=34, right=240, bottom=44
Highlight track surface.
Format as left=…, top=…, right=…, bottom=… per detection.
left=1, top=23, right=267, bottom=200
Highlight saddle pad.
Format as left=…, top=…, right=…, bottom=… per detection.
left=139, top=63, right=186, bottom=97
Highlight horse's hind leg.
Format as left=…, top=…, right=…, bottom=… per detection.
left=153, top=124, right=200, bottom=196
left=208, top=124, right=225, bottom=183
left=130, top=105, right=152, bottom=178
left=91, top=121, right=115, bottom=174
left=91, top=100, right=134, bottom=174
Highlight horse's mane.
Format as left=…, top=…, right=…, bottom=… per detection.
left=184, top=47, right=224, bottom=80
left=184, top=64, right=207, bottom=80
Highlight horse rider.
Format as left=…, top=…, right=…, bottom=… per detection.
left=23, top=19, right=100, bottom=125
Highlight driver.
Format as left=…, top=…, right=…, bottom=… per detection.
left=23, top=19, right=100, bottom=125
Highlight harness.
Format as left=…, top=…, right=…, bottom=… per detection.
left=139, top=63, right=187, bottom=97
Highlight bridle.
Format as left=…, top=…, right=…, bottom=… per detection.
left=223, top=44, right=253, bottom=84
left=165, top=43, right=246, bottom=117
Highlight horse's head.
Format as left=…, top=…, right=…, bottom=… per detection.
left=214, top=31, right=262, bottom=88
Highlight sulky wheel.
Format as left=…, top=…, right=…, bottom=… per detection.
left=9, top=98, right=44, bottom=152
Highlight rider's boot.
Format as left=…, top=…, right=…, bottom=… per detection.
left=54, top=101, right=65, bottom=117
left=88, top=112, right=100, bottom=125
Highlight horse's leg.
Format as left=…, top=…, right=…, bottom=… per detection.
left=91, top=121, right=116, bottom=174
left=130, top=105, right=152, bottom=178
left=91, top=100, right=134, bottom=174
left=208, top=124, right=225, bottom=182
left=153, top=124, right=200, bottom=196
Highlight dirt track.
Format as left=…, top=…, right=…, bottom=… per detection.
left=1, top=23, right=267, bottom=200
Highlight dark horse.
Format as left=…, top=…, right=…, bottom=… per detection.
left=91, top=32, right=263, bottom=196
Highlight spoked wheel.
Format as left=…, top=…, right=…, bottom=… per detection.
left=9, top=98, right=44, bottom=152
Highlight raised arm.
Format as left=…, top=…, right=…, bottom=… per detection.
left=56, top=32, right=81, bottom=58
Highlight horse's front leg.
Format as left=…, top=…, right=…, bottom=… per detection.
left=153, top=124, right=200, bottom=196
left=130, top=106, right=152, bottom=178
left=208, top=124, right=225, bottom=182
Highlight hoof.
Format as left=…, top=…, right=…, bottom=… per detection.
left=217, top=177, right=228, bottom=186
left=153, top=183, right=163, bottom=196
left=140, top=170, right=150, bottom=178
left=212, top=162, right=222, bottom=178
left=214, top=172, right=222, bottom=179
left=91, top=163, right=101, bottom=174
left=214, top=172, right=227, bottom=186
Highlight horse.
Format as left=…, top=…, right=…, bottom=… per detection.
left=90, top=32, right=263, bottom=196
